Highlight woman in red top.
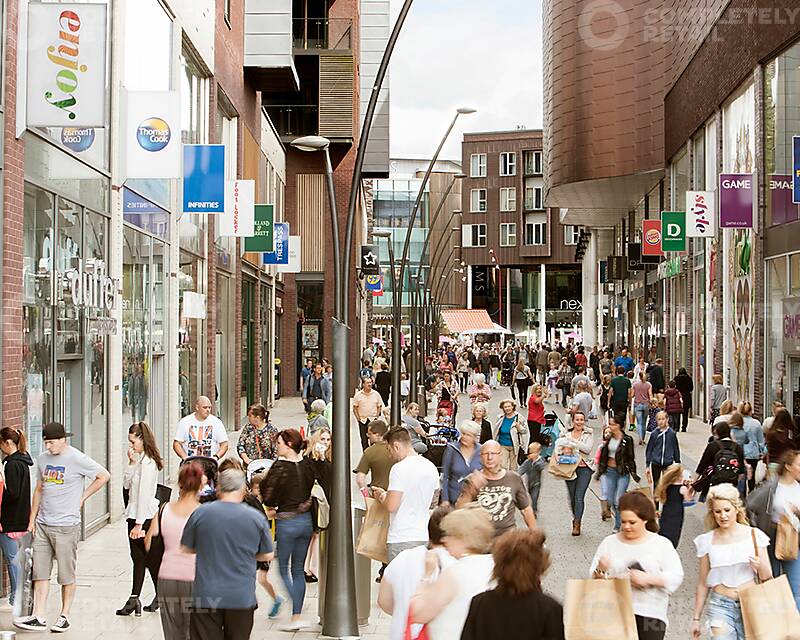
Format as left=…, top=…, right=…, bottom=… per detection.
left=575, top=346, right=588, bottom=369
left=527, top=384, right=546, bottom=444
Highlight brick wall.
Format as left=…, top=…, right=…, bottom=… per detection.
left=2, top=0, right=24, bottom=430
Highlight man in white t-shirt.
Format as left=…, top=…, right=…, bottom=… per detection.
left=372, top=427, right=439, bottom=562
left=173, top=395, right=229, bottom=460
left=378, top=505, right=454, bottom=640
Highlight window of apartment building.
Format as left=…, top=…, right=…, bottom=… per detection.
left=524, top=180, right=543, bottom=210
left=470, top=153, right=487, bottom=177
left=180, top=48, right=211, bottom=144
left=499, top=187, right=516, bottom=212
left=564, top=225, right=580, bottom=245
left=470, top=188, right=487, bottom=212
left=500, top=223, right=517, bottom=247
left=500, top=152, right=516, bottom=176
left=523, top=150, right=542, bottom=175
left=524, top=213, right=547, bottom=245
left=462, top=223, right=487, bottom=247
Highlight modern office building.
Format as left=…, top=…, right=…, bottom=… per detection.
left=460, top=130, right=581, bottom=343
left=543, top=0, right=800, bottom=419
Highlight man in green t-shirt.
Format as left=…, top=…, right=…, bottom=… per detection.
left=608, top=367, right=633, bottom=418
left=353, top=419, right=394, bottom=491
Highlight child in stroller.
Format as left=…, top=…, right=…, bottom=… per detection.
left=501, top=359, right=514, bottom=387
left=181, top=455, right=219, bottom=501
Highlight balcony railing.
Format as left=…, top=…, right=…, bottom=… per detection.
left=293, top=18, right=352, bottom=50
left=264, top=105, right=319, bottom=137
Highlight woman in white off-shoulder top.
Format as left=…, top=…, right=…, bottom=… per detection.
left=691, top=483, right=772, bottom=640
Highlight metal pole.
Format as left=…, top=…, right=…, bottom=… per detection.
left=386, top=241, right=402, bottom=425
left=327, top=1, right=415, bottom=636
left=323, top=148, right=342, bottom=318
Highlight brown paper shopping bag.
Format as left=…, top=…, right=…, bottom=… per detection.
left=740, top=574, right=800, bottom=639
left=356, top=496, right=389, bottom=564
left=564, top=577, right=638, bottom=640
left=776, top=515, right=799, bottom=561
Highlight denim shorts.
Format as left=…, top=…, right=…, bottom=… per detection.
left=705, top=591, right=745, bottom=640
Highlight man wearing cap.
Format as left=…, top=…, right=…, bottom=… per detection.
left=14, top=422, right=110, bottom=633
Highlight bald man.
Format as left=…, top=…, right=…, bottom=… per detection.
left=173, top=395, right=229, bottom=460
left=456, top=439, right=537, bottom=537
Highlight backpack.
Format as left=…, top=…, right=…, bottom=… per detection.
left=711, top=441, right=740, bottom=485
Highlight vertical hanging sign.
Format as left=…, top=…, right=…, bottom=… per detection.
left=661, top=211, right=686, bottom=252
left=244, top=205, right=275, bottom=252
left=262, top=222, right=289, bottom=265
left=686, top=191, right=715, bottom=237
left=793, top=136, right=800, bottom=204
left=183, top=144, right=225, bottom=213
left=719, top=173, right=754, bottom=228
left=122, top=89, right=181, bottom=179
left=641, top=219, right=662, bottom=255
left=219, top=180, right=255, bottom=237
left=26, top=3, right=108, bottom=127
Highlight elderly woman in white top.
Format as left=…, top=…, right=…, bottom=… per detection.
left=468, top=373, right=492, bottom=405
left=118, top=422, right=163, bottom=616
left=691, top=483, right=772, bottom=639
left=591, top=491, right=684, bottom=640
left=410, top=505, right=495, bottom=640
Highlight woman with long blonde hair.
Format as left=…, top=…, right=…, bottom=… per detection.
left=304, top=427, right=331, bottom=584
left=654, top=463, right=694, bottom=548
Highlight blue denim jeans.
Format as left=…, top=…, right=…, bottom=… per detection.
left=0, top=533, right=20, bottom=605
left=634, top=403, right=650, bottom=442
left=705, top=591, right=745, bottom=639
left=604, top=467, right=630, bottom=530
left=776, top=556, right=800, bottom=611
left=275, top=512, right=314, bottom=616
left=566, top=466, right=593, bottom=523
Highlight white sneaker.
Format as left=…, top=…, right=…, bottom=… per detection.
left=278, top=620, right=310, bottom=632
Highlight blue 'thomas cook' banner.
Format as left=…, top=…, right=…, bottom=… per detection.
left=262, top=223, right=289, bottom=265
left=183, top=144, right=225, bottom=213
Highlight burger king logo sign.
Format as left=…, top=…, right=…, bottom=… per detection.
left=642, top=220, right=662, bottom=256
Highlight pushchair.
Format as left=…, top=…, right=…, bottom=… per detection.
left=181, top=455, right=219, bottom=501
left=501, top=360, right=514, bottom=386
left=538, top=414, right=562, bottom=461
left=424, top=424, right=460, bottom=470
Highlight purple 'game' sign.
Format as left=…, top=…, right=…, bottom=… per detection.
left=719, top=173, right=753, bottom=228
left=768, top=175, right=800, bottom=227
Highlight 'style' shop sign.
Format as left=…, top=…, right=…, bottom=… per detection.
left=183, top=145, right=225, bottom=213
left=686, top=191, right=715, bottom=237
left=661, top=211, right=686, bottom=252
left=27, top=3, right=107, bottom=127
left=719, top=173, right=754, bottom=228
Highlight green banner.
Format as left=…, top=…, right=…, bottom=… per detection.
left=244, top=204, right=274, bottom=252
left=661, top=211, right=686, bottom=252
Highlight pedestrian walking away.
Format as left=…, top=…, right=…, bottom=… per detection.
left=181, top=469, right=274, bottom=640
left=117, top=422, right=164, bottom=617
left=632, top=372, right=653, bottom=445
left=664, top=381, right=684, bottom=433
left=654, top=463, right=694, bottom=548
left=513, top=358, right=535, bottom=406
left=591, top=491, right=684, bottom=640
left=674, top=367, right=693, bottom=432
left=0, top=427, right=33, bottom=616
left=14, top=422, right=110, bottom=633
left=371, top=427, right=439, bottom=563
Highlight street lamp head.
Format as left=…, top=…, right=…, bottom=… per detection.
left=290, top=135, right=331, bottom=152
left=454, top=173, right=467, bottom=179
left=373, top=230, right=391, bottom=239
left=457, top=107, right=477, bottom=115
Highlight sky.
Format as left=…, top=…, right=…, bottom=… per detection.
left=388, top=0, right=543, bottom=162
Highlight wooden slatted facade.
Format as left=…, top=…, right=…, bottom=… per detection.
left=297, top=174, right=326, bottom=271
left=318, top=54, right=354, bottom=139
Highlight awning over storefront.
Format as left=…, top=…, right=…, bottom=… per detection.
left=441, top=309, right=496, bottom=334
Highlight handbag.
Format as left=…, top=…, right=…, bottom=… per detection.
left=740, top=528, right=800, bottom=638
left=563, top=577, right=637, bottom=640
left=145, top=503, right=167, bottom=573
left=310, top=481, right=330, bottom=530
left=356, top=496, right=389, bottom=564
left=155, top=483, right=172, bottom=505
left=776, top=514, right=799, bottom=561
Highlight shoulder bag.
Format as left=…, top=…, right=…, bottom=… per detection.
left=145, top=503, right=168, bottom=573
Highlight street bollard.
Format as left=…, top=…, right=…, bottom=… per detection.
left=318, top=506, right=371, bottom=626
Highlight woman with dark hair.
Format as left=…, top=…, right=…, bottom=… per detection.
left=0, top=427, right=33, bottom=613
left=146, top=462, right=202, bottom=640
left=118, top=422, right=164, bottom=616
left=460, top=529, right=564, bottom=640
left=237, top=403, right=278, bottom=466
left=260, top=428, right=317, bottom=631
left=673, top=368, right=693, bottom=432
left=591, top=492, right=684, bottom=640
left=595, top=414, right=639, bottom=532
left=765, top=409, right=797, bottom=475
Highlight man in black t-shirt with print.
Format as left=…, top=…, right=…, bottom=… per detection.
left=608, top=367, right=633, bottom=420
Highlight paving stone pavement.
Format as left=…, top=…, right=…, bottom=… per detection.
left=1, top=389, right=715, bottom=638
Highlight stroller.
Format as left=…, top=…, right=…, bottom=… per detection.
left=538, top=413, right=562, bottom=461
left=182, top=455, right=219, bottom=501
left=501, top=360, right=514, bottom=386
left=424, top=424, right=460, bottom=470
left=436, top=385, right=456, bottom=421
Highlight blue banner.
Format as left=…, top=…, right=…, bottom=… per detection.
left=122, top=188, right=169, bottom=240
left=793, top=136, right=800, bottom=205
left=262, top=223, right=289, bottom=265
left=183, top=144, right=225, bottom=213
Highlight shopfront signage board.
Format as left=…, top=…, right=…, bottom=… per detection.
left=27, top=3, right=107, bottom=127
left=661, top=211, right=686, bottom=252
left=245, top=205, right=274, bottom=252
left=262, top=222, right=289, bottom=265
left=183, top=144, right=225, bottom=213
left=686, top=191, right=715, bottom=237
left=769, top=175, right=800, bottom=226
left=122, top=89, right=181, bottom=179
left=219, top=180, right=255, bottom=237
left=642, top=219, right=662, bottom=256
left=793, top=137, right=800, bottom=204
left=719, top=173, right=753, bottom=228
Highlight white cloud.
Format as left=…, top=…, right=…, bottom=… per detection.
left=387, top=0, right=543, bottom=161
